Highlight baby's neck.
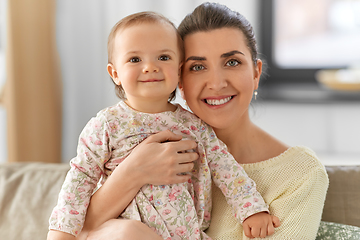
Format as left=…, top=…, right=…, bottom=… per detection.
left=124, top=99, right=176, bottom=113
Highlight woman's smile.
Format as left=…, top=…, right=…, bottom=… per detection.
left=203, top=95, right=234, bottom=106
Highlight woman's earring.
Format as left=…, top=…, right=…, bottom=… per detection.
left=254, top=90, right=258, bottom=100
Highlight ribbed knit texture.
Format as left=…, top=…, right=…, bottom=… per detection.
left=206, top=146, right=329, bottom=240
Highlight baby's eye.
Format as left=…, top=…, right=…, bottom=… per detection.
left=191, top=65, right=205, bottom=71
left=159, top=55, right=170, bottom=61
left=129, top=57, right=141, bottom=63
left=226, top=59, right=240, bottom=67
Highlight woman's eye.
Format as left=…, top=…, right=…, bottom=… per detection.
left=159, top=55, right=170, bottom=61
left=226, top=59, right=240, bottom=67
left=129, top=57, right=141, bottom=63
left=191, top=65, right=205, bottom=71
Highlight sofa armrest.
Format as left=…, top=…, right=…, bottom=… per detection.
left=322, top=165, right=360, bottom=227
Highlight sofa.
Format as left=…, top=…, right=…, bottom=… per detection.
left=0, top=162, right=360, bottom=240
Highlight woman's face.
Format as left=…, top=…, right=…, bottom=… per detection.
left=180, top=27, right=262, bottom=130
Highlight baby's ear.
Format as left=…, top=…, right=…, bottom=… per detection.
left=107, top=63, right=120, bottom=85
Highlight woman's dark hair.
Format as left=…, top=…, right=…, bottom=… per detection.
left=178, top=2, right=258, bottom=66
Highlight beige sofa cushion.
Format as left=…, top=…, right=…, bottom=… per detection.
left=0, top=163, right=69, bottom=240
left=322, top=165, right=360, bottom=227
left=0, top=163, right=359, bottom=239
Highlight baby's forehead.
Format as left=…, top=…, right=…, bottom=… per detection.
left=119, top=21, right=176, bottom=35
left=115, top=22, right=176, bottom=44
left=115, top=21, right=183, bottom=54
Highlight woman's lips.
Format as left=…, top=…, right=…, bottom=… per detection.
left=203, top=96, right=234, bottom=106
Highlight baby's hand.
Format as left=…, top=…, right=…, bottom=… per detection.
left=242, top=212, right=280, bottom=238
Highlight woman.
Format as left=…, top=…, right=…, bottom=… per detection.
left=76, top=2, right=329, bottom=240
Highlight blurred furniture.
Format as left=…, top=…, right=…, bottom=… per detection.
left=0, top=162, right=360, bottom=239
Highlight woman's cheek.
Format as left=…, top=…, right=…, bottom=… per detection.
left=182, top=75, right=198, bottom=101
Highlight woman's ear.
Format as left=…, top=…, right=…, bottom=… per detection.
left=178, top=62, right=183, bottom=77
left=107, top=63, right=120, bottom=85
left=177, top=62, right=186, bottom=100
left=178, top=81, right=186, bottom=100
left=253, top=59, right=262, bottom=90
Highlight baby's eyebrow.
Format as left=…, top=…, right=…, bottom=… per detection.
left=160, top=49, right=176, bottom=54
left=185, top=56, right=206, bottom=62
left=221, top=50, right=245, bottom=58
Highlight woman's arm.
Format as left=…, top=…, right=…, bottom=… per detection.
left=47, top=230, right=76, bottom=240
left=80, top=130, right=199, bottom=235
left=264, top=167, right=329, bottom=240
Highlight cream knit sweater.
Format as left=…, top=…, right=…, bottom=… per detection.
left=206, top=146, right=329, bottom=240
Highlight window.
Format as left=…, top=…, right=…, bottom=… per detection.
left=259, top=0, right=360, bottom=101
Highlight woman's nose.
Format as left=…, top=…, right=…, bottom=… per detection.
left=142, top=61, right=159, bottom=73
left=206, top=70, right=228, bottom=91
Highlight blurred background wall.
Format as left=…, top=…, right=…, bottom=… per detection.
left=0, top=0, right=259, bottom=163
left=0, top=0, right=359, bottom=164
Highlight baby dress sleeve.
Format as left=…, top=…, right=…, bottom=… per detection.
left=201, top=123, right=269, bottom=223
left=49, top=113, right=112, bottom=236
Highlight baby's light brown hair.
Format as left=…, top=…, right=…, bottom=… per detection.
left=107, top=11, right=184, bottom=100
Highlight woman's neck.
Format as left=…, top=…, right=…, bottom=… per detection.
left=214, top=115, right=256, bottom=163
left=214, top=114, right=289, bottom=164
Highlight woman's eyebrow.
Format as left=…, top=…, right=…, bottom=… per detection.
left=185, top=56, right=206, bottom=62
left=221, top=50, right=245, bottom=58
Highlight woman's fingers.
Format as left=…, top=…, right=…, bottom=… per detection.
left=145, top=130, right=198, bottom=154
left=169, top=140, right=198, bottom=155
left=121, top=131, right=198, bottom=186
left=144, top=130, right=198, bottom=152
left=143, top=129, right=183, bottom=143
left=176, top=160, right=195, bottom=175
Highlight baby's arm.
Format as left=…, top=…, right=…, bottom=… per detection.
left=48, top=115, right=112, bottom=238
left=200, top=124, right=269, bottom=222
left=242, top=212, right=280, bottom=238
left=206, top=149, right=268, bottom=220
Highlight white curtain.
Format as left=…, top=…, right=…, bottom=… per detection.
left=2, top=0, right=61, bottom=163
left=56, top=0, right=259, bottom=162
left=0, top=0, right=7, bottom=163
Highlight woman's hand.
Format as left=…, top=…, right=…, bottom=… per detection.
left=123, top=130, right=199, bottom=186
left=47, top=230, right=76, bottom=240
left=81, top=130, right=198, bottom=235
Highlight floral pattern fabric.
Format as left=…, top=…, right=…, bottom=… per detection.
left=316, top=221, right=360, bottom=240
left=49, top=101, right=268, bottom=239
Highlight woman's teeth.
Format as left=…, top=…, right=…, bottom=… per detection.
left=205, top=96, right=232, bottom=106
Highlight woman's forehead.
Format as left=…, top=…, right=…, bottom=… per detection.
left=183, top=28, right=249, bottom=56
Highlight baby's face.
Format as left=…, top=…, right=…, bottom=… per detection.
left=110, top=22, right=181, bottom=111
